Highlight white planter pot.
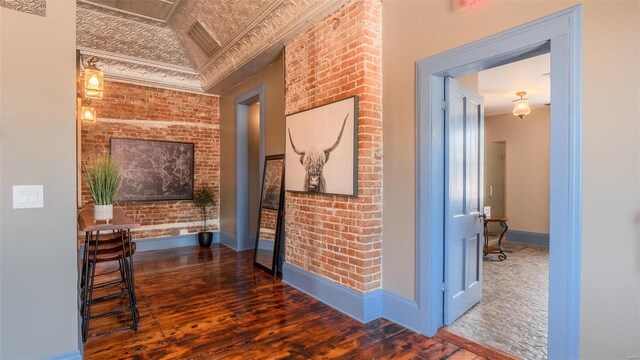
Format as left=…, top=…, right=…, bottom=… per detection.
left=94, top=204, right=113, bottom=221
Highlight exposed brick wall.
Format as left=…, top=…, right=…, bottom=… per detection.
left=284, top=0, right=382, bottom=293
left=259, top=208, right=278, bottom=240
left=80, top=80, right=220, bottom=240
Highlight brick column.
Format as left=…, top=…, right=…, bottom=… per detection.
left=284, top=0, right=382, bottom=293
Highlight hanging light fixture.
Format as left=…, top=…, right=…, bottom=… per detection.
left=80, top=105, right=97, bottom=123
left=83, top=56, right=104, bottom=99
left=77, top=55, right=105, bottom=123
left=512, top=91, right=531, bottom=119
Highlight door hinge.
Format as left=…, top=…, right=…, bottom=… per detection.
left=441, top=282, right=446, bottom=292
left=441, top=101, right=448, bottom=111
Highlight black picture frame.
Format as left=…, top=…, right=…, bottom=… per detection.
left=285, top=96, right=358, bottom=197
left=253, top=154, right=286, bottom=275
left=110, top=138, right=195, bottom=202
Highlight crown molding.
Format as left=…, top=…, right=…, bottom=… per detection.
left=78, top=47, right=197, bottom=74
left=76, top=7, right=192, bottom=68
left=79, top=49, right=203, bottom=93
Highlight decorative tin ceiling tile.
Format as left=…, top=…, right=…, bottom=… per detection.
left=200, top=0, right=346, bottom=91
left=76, top=0, right=347, bottom=94
left=171, top=0, right=270, bottom=45
left=77, top=1, right=170, bottom=28
left=77, top=7, right=192, bottom=68
left=187, top=21, right=220, bottom=57
left=0, top=0, right=46, bottom=17
left=80, top=0, right=181, bottom=23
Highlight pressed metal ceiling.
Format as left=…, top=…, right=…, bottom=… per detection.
left=77, top=0, right=347, bottom=94
left=80, top=0, right=181, bottom=22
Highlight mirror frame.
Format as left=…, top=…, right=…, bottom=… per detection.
left=253, top=154, right=285, bottom=275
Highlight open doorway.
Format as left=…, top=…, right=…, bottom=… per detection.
left=446, top=54, right=551, bottom=359
left=415, top=7, right=582, bottom=359
left=232, top=85, right=265, bottom=250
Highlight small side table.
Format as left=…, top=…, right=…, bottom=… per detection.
left=483, top=216, right=508, bottom=261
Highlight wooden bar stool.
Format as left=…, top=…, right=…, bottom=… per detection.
left=80, top=232, right=137, bottom=312
left=78, top=209, right=140, bottom=342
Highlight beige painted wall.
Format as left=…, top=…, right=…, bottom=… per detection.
left=248, top=102, right=261, bottom=242
left=382, top=1, right=639, bottom=358
left=484, top=141, right=506, bottom=219
left=220, top=57, right=285, bottom=244
left=485, top=108, right=550, bottom=234
left=0, top=1, right=79, bottom=358
left=456, top=72, right=478, bottom=91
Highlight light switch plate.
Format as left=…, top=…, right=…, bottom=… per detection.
left=12, top=185, right=44, bottom=209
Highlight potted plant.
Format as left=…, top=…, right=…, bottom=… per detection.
left=193, top=185, right=216, bottom=247
left=83, top=155, right=121, bottom=221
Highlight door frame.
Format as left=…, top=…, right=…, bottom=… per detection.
left=232, top=83, right=266, bottom=251
left=416, top=6, right=582, bottom=359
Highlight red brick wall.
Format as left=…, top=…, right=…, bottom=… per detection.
left=80, top=80, right=220, bottom=240
left=258, top=208, right=278, bottom=240
left=284, top=0, right=382, bottom=293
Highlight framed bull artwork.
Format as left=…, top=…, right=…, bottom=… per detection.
left=285, top=96, right=358, bottom=197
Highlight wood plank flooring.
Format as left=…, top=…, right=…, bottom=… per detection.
left=84, top=245, right=517, bottom=359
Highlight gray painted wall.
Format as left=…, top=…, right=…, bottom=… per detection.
left=220, top=57, right=285, bottom=247
left=0, top=1, right=79, bottom=358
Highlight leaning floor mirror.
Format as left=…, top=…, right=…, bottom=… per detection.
left=253, top=154, right=285, bottom=275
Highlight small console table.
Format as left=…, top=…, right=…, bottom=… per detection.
left=482, top=216, right=508, bottom=261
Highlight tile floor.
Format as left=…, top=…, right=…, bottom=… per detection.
left=448, top=244, right=549, bottom=360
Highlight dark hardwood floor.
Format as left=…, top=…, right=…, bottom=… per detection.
left=84, top=245, right=516, bottom=359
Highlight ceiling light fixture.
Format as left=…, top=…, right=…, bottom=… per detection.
left=512, top=91, right=531, bottom=119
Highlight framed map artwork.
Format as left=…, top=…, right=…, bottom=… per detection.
left=110, top=138, right=195, bottom=201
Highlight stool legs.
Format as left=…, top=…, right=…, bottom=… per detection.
left=82, top=231, right=101, bottom=342
left=81, top=230, right=138, bottom=342
left=120, top=230, right=138, bottom=330
left=127, top=229, right=139, bottom=328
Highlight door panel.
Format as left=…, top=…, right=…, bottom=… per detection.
left=467, top=235, right=480, bottom=287
left=444, top=77, right=484, bottom=325
left=451, top=237, right=466, bottom=296
left=450, top=90, right=465, bottom=216
left=466, top=100, right=480, bottom=214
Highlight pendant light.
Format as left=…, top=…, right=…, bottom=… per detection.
left=512, top=91, right=531, bottom=119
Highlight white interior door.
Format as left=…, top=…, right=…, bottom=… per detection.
left=444, top=77, right=484, bottom=325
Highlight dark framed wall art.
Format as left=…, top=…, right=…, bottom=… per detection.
left=285, top=96, right=358, bottom=196
left=110, top=138, right=195, bottom=201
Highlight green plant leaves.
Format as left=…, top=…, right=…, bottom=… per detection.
left=83, top=155, right=121, bottom=205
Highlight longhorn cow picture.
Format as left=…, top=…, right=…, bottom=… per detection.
left=285, top=96, right=358, bottom=196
